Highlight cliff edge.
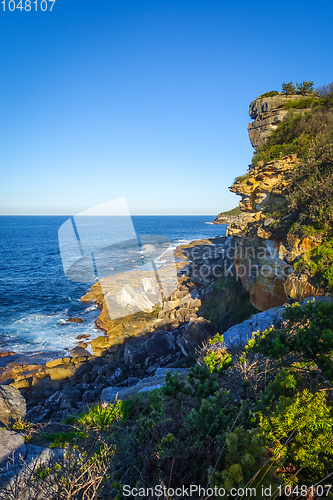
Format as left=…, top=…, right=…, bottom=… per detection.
left=218, top=87, right=333, bottom=309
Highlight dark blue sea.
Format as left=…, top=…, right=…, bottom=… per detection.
left=0, top=215, right=227, bottom=364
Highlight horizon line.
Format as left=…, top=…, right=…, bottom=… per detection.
left=0, top=213, right=218, bottom=216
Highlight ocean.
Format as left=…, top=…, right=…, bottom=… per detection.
left=0, top=215, right=227, bottom=365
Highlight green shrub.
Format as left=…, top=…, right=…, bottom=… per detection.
left=247, top=301, right=333, bottom=381
left=234, top=172, right=250, bottom=183
left=283, top=97, right=315, bottom=109
left=296, top=80, right=314, bottom=95
left=210, top=426, right=278, bottom=493
left=268, top=142, right=333, bottom=240
left=252, top=96, right=333, bottom=168
left=204, top=334, right=233, bottom=373
left=258, top=90, right=279, bottom=99
left=43, top=431, right=86, bottom=448
left=217, top=206, right=242, bottom=217
left=259, top=390, right=333, bottom=484
left=295, top=239, right=333, bottom=287
left=76, top=401, right=130, bottom=429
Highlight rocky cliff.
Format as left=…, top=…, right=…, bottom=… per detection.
left=220, top=93, right=329, bottom=310
left=226, top=93, right=315, bottom=238
left=248, top=94, right=308, bottom=150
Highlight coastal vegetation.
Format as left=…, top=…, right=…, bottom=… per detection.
left=216, top=206, right=242, bottom=217
left=4, top=301, right=333, bottom=498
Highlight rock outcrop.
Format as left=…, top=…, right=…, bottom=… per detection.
left=229, top=232, right=327, bottom=311
left=0, top=385, right=26, bottom=427
left=229, top=154, right=299, bottom=214
left=248, top=94, right=309, bottom=150
left=220, top=94, right=316, bottom=239
left=213, top=214, right=238, bottom=225
left=101, top=368, right=190, bottom=404
left=0, top=428, right=64, bottom=493
left=233, top=237, right=290, bottom=311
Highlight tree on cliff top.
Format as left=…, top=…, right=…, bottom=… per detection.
left=296, top=80, right=314, bottom=95
left=282, top=81, right=296, bottom=95
left=282, top=81, right=314, bottom=95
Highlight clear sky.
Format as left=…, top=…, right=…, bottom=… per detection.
left=1, top=0, right=333, bottom=215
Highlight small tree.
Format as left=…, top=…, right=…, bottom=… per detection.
left=296, top=80, right=314, bottom=95
left=282, top=81, right=296, bottom=95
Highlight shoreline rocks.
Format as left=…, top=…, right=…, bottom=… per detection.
left=0, top=238, right=230, bottom=423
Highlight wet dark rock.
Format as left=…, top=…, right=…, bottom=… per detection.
left=127, top=377, right=140, bottom=387
left=101, top=368, right=190, bottom=404
left=144, top=356, right=156, bottom=367
left=146, top=331, right=175, bottom=358
left=124, top=339, right=147, bottom=366
left=107, top=367, right=126, bottom=385
left=59, top=388, right=82, bottom=410
left=82, top=389, right=100, bottom=404
left=76, top=334, right=91, bottom=340
left=116, top=379, right=128, bottom=388
left=147, top=364, right=159, bottom=375
left=69, top=347, right=91, bottom=358
left=177, top=317, right=217, bottom=356
left=66, top=317, right=84, bottom=323
left=82, top=372, right=91, bottom=384
left=0, top=351, right=16, bottom=358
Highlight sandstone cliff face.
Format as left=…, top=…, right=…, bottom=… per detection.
left=234, top=237, right=289, bottom=311
left=226, top=153, right=299, bottom=239
left=232, top=234, right=326, bottom=311
left=230, top=154, right=299, bottom=213
left=225, top=94, right=313, bottom=239
left=248, top=94, right=307, bottom=150
left=212, top=214, right=238, bottom=225
left=220, top=93, right=328, bottom=311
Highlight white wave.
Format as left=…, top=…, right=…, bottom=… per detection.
left=83, top=304, right=98, bottom=313
left=0, top=311, right=100, bottom=355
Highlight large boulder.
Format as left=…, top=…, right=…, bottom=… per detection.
left=222, top=306, right=284, bottom=345
left=146, top=331, right=175, bottom=357
left=91, top=335, right=113, bottom=351
left=207, top=296, right=333, bottom=348
left=69, top=347, right=91, bottom=358
left=0, top=429, right=25, bottom=469
left=101, top=368, right=189, bottom=404
left=0, top=432, right=64, bottom=492
left=0, top=385, right=26, bottom=427
left=123, top=339, right=147, bottom=366
left=46, top=363, right=76, bottom=381
left=176, top=318, right=217, bottom=356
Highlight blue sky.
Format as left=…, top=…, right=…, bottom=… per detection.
left=1, top=0, right=333, bottom=215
